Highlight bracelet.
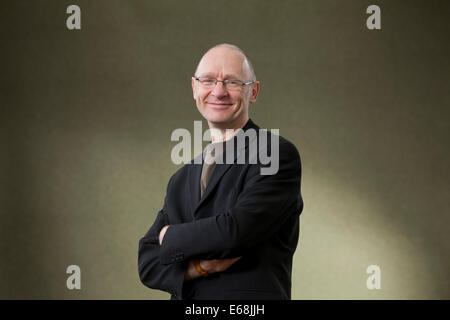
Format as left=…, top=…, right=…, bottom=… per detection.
left=193, top=259, right=209, bottom=277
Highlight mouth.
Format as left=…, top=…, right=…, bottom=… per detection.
left=206, top=102, right=234, bottom=110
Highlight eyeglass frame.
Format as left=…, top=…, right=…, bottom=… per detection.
left=193, top=76, right=256, bottom=90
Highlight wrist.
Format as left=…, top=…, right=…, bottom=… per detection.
left=184, top=260, right=199, bottom=281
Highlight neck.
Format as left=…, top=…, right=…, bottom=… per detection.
left=207, top=116, right=249, bottom=143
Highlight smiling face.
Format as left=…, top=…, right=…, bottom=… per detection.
left=192, top=45, right=260, bottom=130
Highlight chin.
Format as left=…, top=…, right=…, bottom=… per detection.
left=204, top=109, right=235, bottom=124
left=206, top=114, right=232, bottom=125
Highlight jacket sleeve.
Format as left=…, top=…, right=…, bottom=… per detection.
left=138, top=178, right=187, bottom=299
left=159, top=141, right=302, bottom=265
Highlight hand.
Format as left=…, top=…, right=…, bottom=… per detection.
left=200, top=256, right=242, bottom=274
left=159, top=225, right=169, bottom=245
left=184, top=256, right=242, bottom=281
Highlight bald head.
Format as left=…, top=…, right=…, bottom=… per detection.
left=195, top=44, right=256, bottom=81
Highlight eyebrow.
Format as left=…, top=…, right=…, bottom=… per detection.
left=198, top=73, right=242, bottom=80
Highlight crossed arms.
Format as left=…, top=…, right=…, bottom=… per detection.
left=158, top=225, right=241, bottom=281
left=138, top=141, right=301, bottom=296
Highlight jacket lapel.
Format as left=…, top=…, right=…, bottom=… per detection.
left=188, top=154, right=203, bottom=215
left=191, top=118, right=259, bottom=216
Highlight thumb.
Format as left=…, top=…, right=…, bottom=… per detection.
left=231, top=256, right=242, bottom=263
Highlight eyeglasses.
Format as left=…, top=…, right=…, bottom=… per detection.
left=194, top=76, right=255, bottom=91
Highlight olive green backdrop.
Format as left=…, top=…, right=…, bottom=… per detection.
left=1, top=0, right=449, bottom=299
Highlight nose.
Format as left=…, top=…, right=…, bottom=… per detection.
left=211, top=81, right=228, bottom=98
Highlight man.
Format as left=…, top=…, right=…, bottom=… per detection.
left=138, top=44, right=303, bottom=299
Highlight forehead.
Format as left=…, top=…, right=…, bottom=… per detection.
left=196, top=47, right=247, bottom=78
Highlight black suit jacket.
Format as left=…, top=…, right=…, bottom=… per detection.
left=138, top=119, right=303, bottom=299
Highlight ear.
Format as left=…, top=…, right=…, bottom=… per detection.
left=249, top=81, right=260, bottom=104
left=191, top=77, right=198, bottom=100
